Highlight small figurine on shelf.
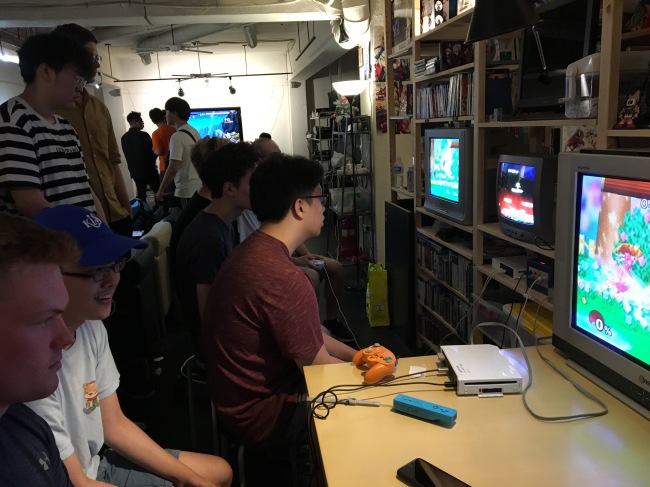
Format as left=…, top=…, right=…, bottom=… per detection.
left=615, top=89, right=642, bottom=129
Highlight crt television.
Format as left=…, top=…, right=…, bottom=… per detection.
left=554, top=150, right=650, bottom=419
left=188, top=107, right=243, bottom=142
left=423, top=127, right=473, bottom=225
left=517, top=0, right=599, bottom=113
left=496, top=154, right=557, bottom=245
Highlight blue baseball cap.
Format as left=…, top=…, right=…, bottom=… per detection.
left=34, top=205, right=148, bottom=267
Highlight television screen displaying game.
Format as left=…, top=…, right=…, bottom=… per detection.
left=573, top=173, right=650, bottom=367
left=497, top=162, right=536, bottom=226
left=188, top=107, right=242, bottom=143
left=430, top=138, right=460, bottom=203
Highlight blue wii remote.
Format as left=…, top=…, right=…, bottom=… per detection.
left=393, top=394, right=457, bottom=425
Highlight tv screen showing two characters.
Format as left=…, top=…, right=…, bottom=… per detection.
left=574, top=174, right=650, bottom=367
left=188, top=108, right=242, bottom=143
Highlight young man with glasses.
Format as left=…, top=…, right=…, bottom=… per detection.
left=0, top=32, right=103, bottom=219
left=0, top=212, right=78, bottom=486
left=26, top=205, right=233, bottom=487
left=202, top=154, right=356, bottom=482
left=52, top=24, right=134, bottom=237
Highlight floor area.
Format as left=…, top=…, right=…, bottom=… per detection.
left=117, top=211, right=418, bottom=464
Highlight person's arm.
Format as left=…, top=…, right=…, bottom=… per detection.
left=294, top=343, right=345, bottom=369
left=90, top=188, right=107, bottom=222
left=294, top=243, right=311, bottom=257
left=105, top=109, right=132, bottom=217
left=63, top=453, right=113, bottom=487
left=156, top=159, right=181, bottom=200
left=322, top=332, right=356, bottom=361
left=10, top=187, right=51, bottom=216
left=197, top=284, right=211, bottom=319
left=100, top=392, right=216, bottom=487
left=152, top=130, right=163, bottom=156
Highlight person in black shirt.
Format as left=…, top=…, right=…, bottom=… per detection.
left=120, top=111, right=160, bottom=201
left=0, top=212, right=78, bottom=486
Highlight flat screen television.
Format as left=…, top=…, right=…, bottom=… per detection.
left=517, top=0, right=599, bottom=113
left=188, top=107, right=243, bottom=142
left=423, top=127, right=473, bottom=225
left=553, top=150, right=650, bottom=419
left=496, top=154, right=557, bottom=244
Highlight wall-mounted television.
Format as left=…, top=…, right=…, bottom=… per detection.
left=423, top=127, right=473, bottom=225
left=517, top=0, right=599, bottom=113
left=188, top=107, right=243, bottom=142
left=553, top=150, right=650, bottom=419
left=496, top=154, right=557, bottom=244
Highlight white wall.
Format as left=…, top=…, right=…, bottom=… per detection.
left=108, top=48, right=294, bottom=153
left=0, top=60, right=23, bottom=101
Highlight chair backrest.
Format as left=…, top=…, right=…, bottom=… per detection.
left=142, top=221, right=173, bottom=319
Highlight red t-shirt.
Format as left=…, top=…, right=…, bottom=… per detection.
left=151, top=124, right=176, bottom=172
left=202, top=230, right=324, bottom=447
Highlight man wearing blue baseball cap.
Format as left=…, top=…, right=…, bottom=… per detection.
left=27, top=205, right=232, bottom=487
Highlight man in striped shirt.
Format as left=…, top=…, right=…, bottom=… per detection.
left=0, top=32, right=103, bottom=218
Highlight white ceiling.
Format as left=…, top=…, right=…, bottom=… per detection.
left=0, top=0, right=338, bottom=56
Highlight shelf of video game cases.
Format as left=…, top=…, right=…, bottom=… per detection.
left=416, top=233, right=473, bottom=300
left=416, top=279, right=471, bottom=344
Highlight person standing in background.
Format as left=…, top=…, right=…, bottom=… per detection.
left=52, top=23, right=134, bottom=237
left=0, top=32, right=101, bottom=218
left=156, top=97, right=201, bottom=208
left=120, top=111, right=160, bottom=202
left=149, top=107, right=176, bottom=175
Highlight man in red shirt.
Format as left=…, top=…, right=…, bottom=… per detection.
left=149, top=108, right=176, bottom=174
left=202, top=154, right=355, bottom=457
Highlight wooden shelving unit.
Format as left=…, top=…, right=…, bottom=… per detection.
left=383, top=0, right=635, bottom=351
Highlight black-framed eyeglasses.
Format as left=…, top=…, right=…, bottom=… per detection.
left=300, top=194, right=329, bottom=206
left=62, top=258, right=127, bottom=282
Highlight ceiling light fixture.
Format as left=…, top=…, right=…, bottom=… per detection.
left=177, top=79, right=184, bottom=97
left=228, top=76, right=236, bottom=95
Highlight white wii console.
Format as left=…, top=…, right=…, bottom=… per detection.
left=440, top=344, right=523, bottom=396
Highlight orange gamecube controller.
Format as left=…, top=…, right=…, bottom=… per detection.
left=352, top=343, right=397, bottom=384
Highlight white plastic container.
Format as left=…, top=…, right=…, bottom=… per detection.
left=564, top=51, right=650, bottom=119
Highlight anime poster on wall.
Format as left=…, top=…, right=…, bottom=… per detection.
left=373, top=27, right=386, bottom=83
left=375, top=83, right=387, bottom=133
left=359, top=42, right=372, bottom=81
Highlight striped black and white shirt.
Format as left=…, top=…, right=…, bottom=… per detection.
left=0, top=97, right=95, bottom=213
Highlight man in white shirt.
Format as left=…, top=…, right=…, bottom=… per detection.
left=156, top=97, right=201, bottom=208
left=27, top=204, right=232, bottom=487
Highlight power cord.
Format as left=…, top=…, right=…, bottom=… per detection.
left=321, top=263, right=361, bottom=350
left=471, top=323, right=608, bottom=422
left=439, top=267, right=506, bottom=347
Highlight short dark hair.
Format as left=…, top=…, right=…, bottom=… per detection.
left=18, top=33, right=93, bottom=84
left=126, top=111, right=142, bottom=124
left=164, top=97, right=191, bottom=121
left=259, top=132, right=272, bottom=139
left=200, top=142, right=258, bottom=199
left=250, top=153, right=323, bottom=223
left=51, top=23, right=98, bottom=45
left=149, top=108, right=165, bottom=124
left=191, top=136, right=232, bottom=174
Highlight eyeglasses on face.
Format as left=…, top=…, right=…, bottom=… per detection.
left=91, top=54, right=102, bottom=63
left=74, top=75, right=87, bottom=89
left=300, top=194, right=329, bottom=206
left=62, top=258, right=127, bottom=282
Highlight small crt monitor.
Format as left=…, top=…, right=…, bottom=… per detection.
left=423, top=127, right=473, bottom=225
left=496, top=154, right=557, bottom=245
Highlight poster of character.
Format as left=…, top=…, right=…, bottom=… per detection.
left=392, top=0, right=413, bottom=52
left=374, top=27, right=386, bottom=82
left=359, top=43, right=372, bottom=81
left=421, top=0, right=449, bottom=34
left=394, top=82, right=413, bottom=118
left=562, top=125, right=597, bottom=152
left=392, top=58, right=411, bottom=83
left=375, top=83, right=387, bottom=133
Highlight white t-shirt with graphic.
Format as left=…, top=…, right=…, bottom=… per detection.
left=26, top=320, right=120, bottom=479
